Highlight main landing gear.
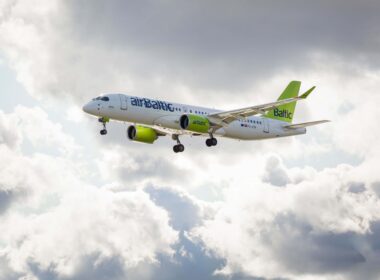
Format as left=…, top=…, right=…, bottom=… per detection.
left=99, top=117, right=107, bottom=135
left=205, top=135, right=217, bottom=147
left=172, top=135, right=185, bottom=153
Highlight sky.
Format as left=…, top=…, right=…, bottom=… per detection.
left=1, top=0, right=380, bottom=279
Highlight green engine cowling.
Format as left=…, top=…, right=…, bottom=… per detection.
left=127, top=125, right=158, bottom=144
left=180, top=114, right=210, bottom=133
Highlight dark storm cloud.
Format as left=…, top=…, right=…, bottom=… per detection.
left=66, top=0, right=380, bottom=93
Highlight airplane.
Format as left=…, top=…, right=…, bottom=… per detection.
left=82, top=81, right=329, bottom=153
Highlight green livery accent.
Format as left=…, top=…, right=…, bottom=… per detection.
left=264, top=81, right=301, bottom=123
left=299, top=86, right=315, bottom=99
left=127, top=125, right=158, bottom=144
left=180, top=114, right=210, bottom=133
left=99, top=117, right=110, bottom=122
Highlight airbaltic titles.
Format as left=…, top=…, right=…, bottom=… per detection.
left=131, top=97, right=175, bottom=112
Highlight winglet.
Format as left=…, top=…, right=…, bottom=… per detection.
left=299, top=86, right=316, bottom=99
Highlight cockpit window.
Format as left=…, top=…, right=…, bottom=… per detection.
left=92, top=96, right=109, bottom=101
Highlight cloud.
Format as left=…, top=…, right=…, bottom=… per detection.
left=2, top=0, right=380, bottom=105
left=1, top=0, right=380, bottom=279
left=0, top=109, right=22, bottom=149
left=0, top=106, right=78, bottom=155
left=0, top=107, right=178, bottom=280
left=190, top=162, right=380, bottom=279
left=1, top=188, right=178, bottom=278
left=262, top=155, right=290, bottom=187
left=1, top=103, right=380, bottom=280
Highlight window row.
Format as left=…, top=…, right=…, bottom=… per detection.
left=240, top=119, right=262, bottom=125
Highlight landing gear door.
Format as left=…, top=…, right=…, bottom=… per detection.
left=119, top=94, right=128, bottom=110
left=263, top=118, right=269, bottom=133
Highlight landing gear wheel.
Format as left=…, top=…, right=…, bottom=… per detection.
left=211, top=138, right=217, bottom=146
left=177, top=144, right=185, bottom=152
left=206, top=138, right=217, bottom=147
left=173, top=144, right=185, bottom=153
left=206, top=138, right=213, bottom=147
left=100, top=129, right=107, bottom=135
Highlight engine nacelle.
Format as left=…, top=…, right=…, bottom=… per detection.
left=180, top=114, right=210, bottom=133
left=127, top=125, right=158, bottom=144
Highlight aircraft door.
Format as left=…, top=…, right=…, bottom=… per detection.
left=119, top=94, right=128, bottom=110
left=263, top=118, right=269, bottom=133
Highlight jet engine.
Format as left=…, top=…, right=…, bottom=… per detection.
left=127, top=125, right=158, bottom=144
left=180, top=114, right=210, bottom=133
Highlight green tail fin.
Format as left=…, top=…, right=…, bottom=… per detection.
left=264, top=81, right=301, bottom=123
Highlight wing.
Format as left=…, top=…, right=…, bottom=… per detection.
left=208, top=86, right=315, bottom=125
left=283, top=120, right=330, bottom=129
left=152, top=125, right=201, bottom=137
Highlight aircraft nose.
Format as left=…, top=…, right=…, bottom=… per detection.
left=82, top=102, right=94, bottom=114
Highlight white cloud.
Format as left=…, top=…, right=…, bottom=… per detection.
left=190, top=158, right=380, bottom=279
left=0, top=109, right=22, bottom=149
left=0, top=107, right=179, bottom=279
left=1, top=188, right=178, bottom=277
left=0, top=105, right=79, bottom=155
left=1, top=1, right=380, bottom=279
left=262, top=154, right=290, bottom=186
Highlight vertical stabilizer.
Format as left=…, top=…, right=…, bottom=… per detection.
left=264, top=81, right=301, bottom=123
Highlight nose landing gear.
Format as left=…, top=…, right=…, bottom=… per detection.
left=99, top=117, right=109, bottom=135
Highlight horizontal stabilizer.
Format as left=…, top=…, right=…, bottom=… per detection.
left=284, top=120, right=330, bottom=129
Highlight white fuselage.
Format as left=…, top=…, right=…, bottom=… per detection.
left=82, top=94, right=306, bottom=140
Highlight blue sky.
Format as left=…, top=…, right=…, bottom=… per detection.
left=1, top=1, right=380, bottom=279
